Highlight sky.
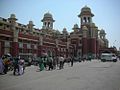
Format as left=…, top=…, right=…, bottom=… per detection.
left=0, top=0, right=120, bottom=50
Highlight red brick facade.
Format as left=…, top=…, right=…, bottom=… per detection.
left=11, top=42, right=19, bottom=57
left=0, top=6, right=109, bottom=59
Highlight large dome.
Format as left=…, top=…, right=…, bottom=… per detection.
left=81, top=5, right=91, bottom=12
left=78, top=5, right=94, bottom=17
left=44, top=12, right=52, bottom=18
left=41, top=12, right=55, bottom=22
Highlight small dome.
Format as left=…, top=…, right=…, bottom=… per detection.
left=82, top=26, right=88, bottom=30
left=28, top=21, right=34, bottom=26
left=81, top=5, right=91, bottom=12
left=73, top=24, right=79, bottom=29
left=63, top=28, right=67, bottom=31
left=100, top=29, right=105, bottom=34
left=56, top=30, right=61, bottom=34
left=62, top=28, right=68, bottom=34
left=44, top=12, right=52, bottom=18
left=8, top=14, right=17, bottom=21
left=63, top=28, right=67, bottom=32
left=10, top=14, right=16, bottom=18
left=105, top=39, right=108, bottom=42
left=29, top=21, right=33, bottom=25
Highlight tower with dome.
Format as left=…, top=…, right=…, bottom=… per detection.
left=70, top=5, right=109, bottom=58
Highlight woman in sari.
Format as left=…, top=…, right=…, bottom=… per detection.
left=38, top=57, right=44, bottom=71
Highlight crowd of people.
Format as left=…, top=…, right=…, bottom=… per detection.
left=37, top=55, right=74, bottom=71
left=0, top=54, right=75, bottom=75
left=0, top=53, right=120, bottom=76
left=0, top=55, right=25, bottom=75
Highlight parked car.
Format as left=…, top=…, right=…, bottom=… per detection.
left=101, top=53, right=117, bottom=62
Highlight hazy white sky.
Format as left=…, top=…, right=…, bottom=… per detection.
left=0, top=0, right=120, bottom=49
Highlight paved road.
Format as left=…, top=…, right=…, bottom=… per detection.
left=0, top=60, right=120, bottom=90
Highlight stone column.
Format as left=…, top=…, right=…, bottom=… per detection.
left=82, top=38, right=88, bottom=58
left=11, top=42, right=19, bottom=57
left=96, top=39, right=100, bottom=58
left=8, top=14, right=19, bottom=57
left=55, top=39, right=59, bottom=56
left=37, top=34, right=43, bottom=57
left=91, top=38, right=96, bottom=58
left=37, top=45, right=42, bottom=57
left=82, top=26, right=88, bottom=58
left=0, top=41, right=4, bottom=57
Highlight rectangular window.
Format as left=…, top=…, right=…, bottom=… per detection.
left=19, top=43, right=23, bottom=48
left=27, top=44, right=31, bottom=49
left=34, top=45, right=37, bottom=49
left=5, top=41, right=10, bottom=47
left=0, top=23, right=3, bottom=26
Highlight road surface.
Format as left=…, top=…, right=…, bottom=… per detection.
left=0, top=60, right=120, bottom=90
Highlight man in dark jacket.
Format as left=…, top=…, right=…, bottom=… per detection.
left=13, top=57, right=19, bottom=75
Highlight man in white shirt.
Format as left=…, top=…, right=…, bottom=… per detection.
left=59, top=55, right=64, bottom=69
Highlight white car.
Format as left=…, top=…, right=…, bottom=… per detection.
left=101, top=53, right=117, bottom=62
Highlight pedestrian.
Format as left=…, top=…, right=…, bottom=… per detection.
left=70, top=57, right=74, bottom=67
left=13, top=57, right=20, bottom=75
left=43, top=56, right=47, bottom=70
left=56, top=56, right=59, bottom=69
left=38, top=57, right=44, bottom=71
left=53, top=56, right=57, bottom=70
left=8, top=58, right=14, bottom=71
left=28, top=57, right=32, bottom=66
left=59, top=55, right=64, bottom=69
left=3, top=57, right=10, bottom=74
left=67, top=57, right=70, bottom=66
left=48, top=56, right=53, bottom=70
left=19, top=58, right=25, bottom=75
left=0, top=58, right=5, bottom=75
left=13, top=57, right=19, bottom=75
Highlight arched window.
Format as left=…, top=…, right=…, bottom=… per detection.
left=48, top=22, right=50, bottom=27
left=44, top=22, right=46, bottom=26
left=83, top=17, right=87, bottom=22
left=88, top=17, right=90, bottom=23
